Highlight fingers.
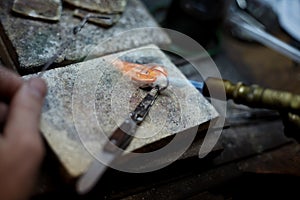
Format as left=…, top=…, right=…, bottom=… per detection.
left=0, top=66, right=23, bottom=102
left=0, top=78, right=47, bottom=200
left=0, top=102, right=8, bottom=122
left=0, top=103, right=8, bottom=131
left=4, top=78, right=47, bottom=160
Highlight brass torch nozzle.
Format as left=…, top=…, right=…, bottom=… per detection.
left=203, top=77, right=300, bottom=116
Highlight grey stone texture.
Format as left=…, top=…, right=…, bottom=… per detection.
left=0, top=0, right=170, bottom=74
left=25, top=45, right=219, bottom=177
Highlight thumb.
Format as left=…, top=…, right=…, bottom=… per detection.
left=4, top=78, right=47, bottom=155
left=1, top=78, right=47, bottom=200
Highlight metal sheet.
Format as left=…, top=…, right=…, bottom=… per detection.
left=12, top=0, right=62, bottom=21
left=64, top=0, right=127, bottom=13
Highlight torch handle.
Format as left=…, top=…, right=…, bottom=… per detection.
left=203, top=77, right=300, bottom=116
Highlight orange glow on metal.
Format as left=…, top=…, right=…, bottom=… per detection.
left=113, top=59, right=168, bottom=84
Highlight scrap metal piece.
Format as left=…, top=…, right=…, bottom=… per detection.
left=12, top=0, right=62, bottom=21
left=73, top=9, right=120, bottom=27
left=112, top=59, right=169, bottom=89
left=64, top=0, right=127, bottom=14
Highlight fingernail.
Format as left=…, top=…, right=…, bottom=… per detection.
left=28, top=78, right=46, bottom=99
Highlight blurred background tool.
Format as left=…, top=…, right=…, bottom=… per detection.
left=202, top=77, right=300, bottom=117
left=192, top=77, right=300, bottom=141
left=261, top=0, right=300, bottom=43
left=227, top=0, right=300, bottom=64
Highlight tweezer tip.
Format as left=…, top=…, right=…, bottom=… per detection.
left=76, top=176, right=92, bottom=195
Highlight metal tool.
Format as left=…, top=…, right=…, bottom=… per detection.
left=76, top=85, right=164, bottom=194
left=76, top=60, right=169, bottom=194
left=227, top=1, right=300, bottom=64
left=190, top=77, right=300, bottom=129
left=201, top=77, right=300, bottom=116
left=201, top=77, right=300, bottom=140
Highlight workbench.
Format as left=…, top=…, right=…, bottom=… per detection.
left=29, top=33, right=300, bottom=200
left=1, top=1, right=300, bottom=199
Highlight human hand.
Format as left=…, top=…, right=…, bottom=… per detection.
left=0, top=66, right=47, bottom=200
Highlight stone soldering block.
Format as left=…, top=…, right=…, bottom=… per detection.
left=0, top=0, right=170, bottom=74
left=24, top=45, right=219, bottom=177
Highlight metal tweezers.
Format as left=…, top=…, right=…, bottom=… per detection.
left=76, top=85, right=165, bottom=194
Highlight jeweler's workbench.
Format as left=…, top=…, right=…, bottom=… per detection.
left=1, top=0, right=300, bottom=199
left=1, top=0, right=220, bottom=197
left=0, top=0, right=170, bottom=74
